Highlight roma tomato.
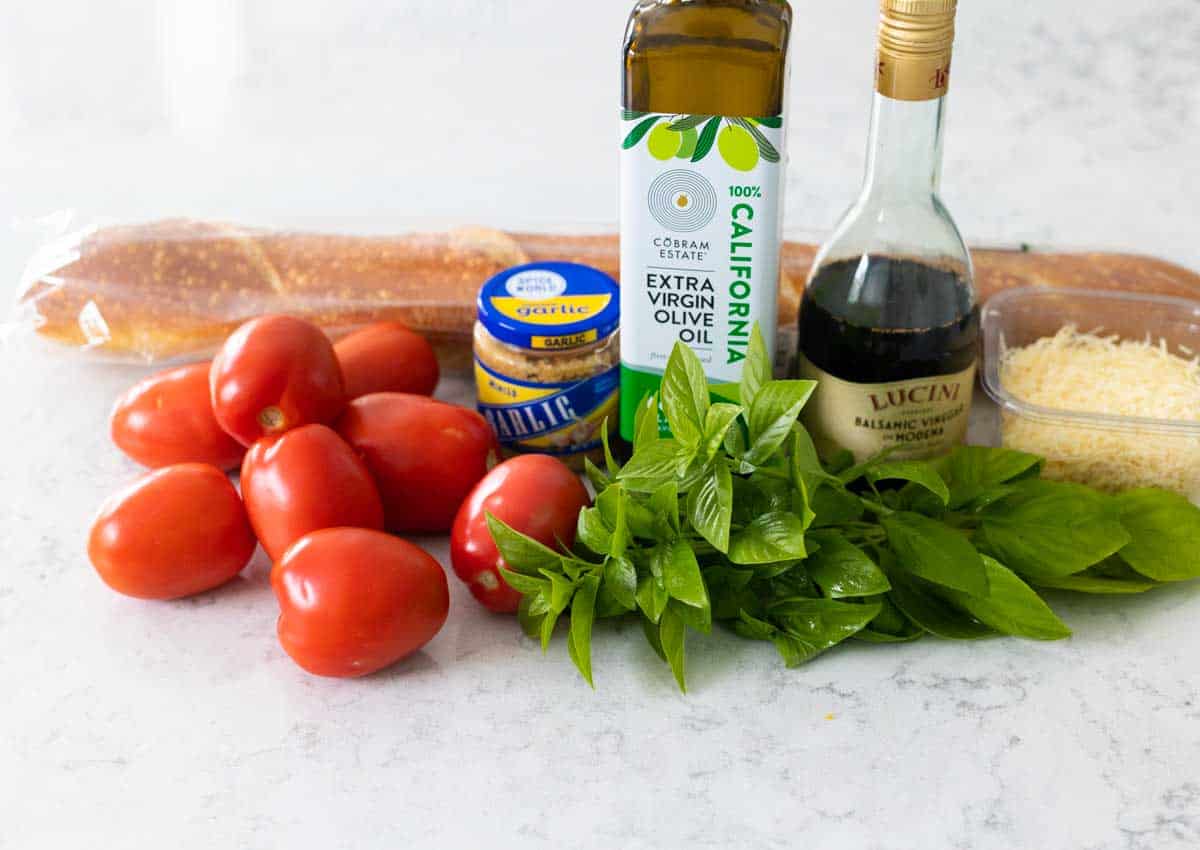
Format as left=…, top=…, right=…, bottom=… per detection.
left=88, top=464, right=257, bottom=600
left=272, top=528, right=449, bottom=678
left=241, top=424, right=384, bottom=562
left=335, top=322, right=439, bottom=399
left=450, top=455, right=590, bottom=612
left=110, top=362, right=244, bottom=470
left=210, top=315, right=345, bottom=447
left=336, top=393, right=497, bottom=534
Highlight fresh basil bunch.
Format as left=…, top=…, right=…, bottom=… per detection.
left=488, top=327, right=1200, bottom=690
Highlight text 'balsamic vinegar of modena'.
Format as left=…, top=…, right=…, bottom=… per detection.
left=619, top=0, right=792, bottom=441
left=796, top=0, right=978, bottom=462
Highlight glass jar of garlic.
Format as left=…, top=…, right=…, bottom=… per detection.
left=473, top=262, right=620, bottom=470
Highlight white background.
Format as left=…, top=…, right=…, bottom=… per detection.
left=2, top=3, right=1199, bottom=850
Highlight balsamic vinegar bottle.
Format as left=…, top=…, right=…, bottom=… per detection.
left=619, top=0, right=792, bottom=442
left=796, top=0, right=977, bottom=462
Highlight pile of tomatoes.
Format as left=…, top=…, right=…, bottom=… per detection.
left=87, top=316, right=590, bottom=678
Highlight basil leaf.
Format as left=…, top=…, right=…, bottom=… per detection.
left=539, top=605, right=563, bottom=650
left=583, top=457, right=610, bottom=493
left=941, top=556, right=1071, bottom=640
left=1030, top=567, right=1159, bottom=595
left=866, top=461, right=950, bottom=505
left=596, top=487, right=632, bottom=556
left=517, top=595, right=545, bottom=638
left=633, top=391, right=662, bottom=448
left=701, top=403, right=743, bottom=462
left=805, top=531, right=891, bottom=598
left=622, top=115, right=661, bottom=149
left=882, top=511, right=989, bottom=596
left=790, top=426, right=836, bottom=493
left=567, top=574, right=600, bottom=687
left=733, top=610, right=777, bottom=641
left=603, top=555, right=638, bottom=610
left=739, top=323, right=771, bottom=411
left=657, top=538, right=709, bottom=609
left=1114, top=488, right=1200, bottom=581
left=499, top=568, right=551, bottom=597
left=937, top=445, right=1043, bottom=509
left=728, top=511, right=809, bottom=565
left=649, top=480, right=681, bottom=536
left=661, top=342, right=710, bottom=448
left=724, top=418, right=749, bottom=459
left=687, top=460, right=733, bottom=552
left=598, top=486, right=657, bottom=541
left=487, top=514, right=563, bottom=575
left=642, top=616, right=667, bottom=661
left=541, top=570, right=577, bottom=615
left=808, top=479, right=866, bottom=527
left=745, top=380, right=817, bottom=465
left=886, top=569, right=994, bottom=640
left=636, top=573, right=669, bottom=623
left=600, top=419, right=621, bottom=477
left=617, top=439, right=685, bottom=492
left=765, top=598, right=882, bottom=667
left=576, top=507, right=612, bottom=555
left=854, top=628, right=925, bottom=644
left=731, top=474, right=790, bottom=525
left=659, top=603, right=688, bottom=691
left=979, top=480, right=1131, bottom=578
left=672, top=597, right=712, bottom=634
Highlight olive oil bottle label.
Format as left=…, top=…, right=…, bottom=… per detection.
left=618, top=111, right=786, bottom=440
left=797, top=354, right=975, bottom=461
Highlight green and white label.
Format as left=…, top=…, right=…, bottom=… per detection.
left=618, top=111, right=786, bottom=441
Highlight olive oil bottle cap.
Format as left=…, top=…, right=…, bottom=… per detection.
left=877, top=0, right=957, bottom=102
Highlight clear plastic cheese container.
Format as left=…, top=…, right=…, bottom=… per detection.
left=980, top=287, right=1200, bottom=498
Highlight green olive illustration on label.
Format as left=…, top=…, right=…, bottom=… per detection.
left=674, top=127, right=699, bottom=160
left=621, top=112, right=781, bottom=168
left=647, top=124, right=683, bottom=161
left=718, top=125, right=759, bottom=171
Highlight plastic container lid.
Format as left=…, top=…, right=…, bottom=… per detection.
left=477, top=261, right=620, bottom=351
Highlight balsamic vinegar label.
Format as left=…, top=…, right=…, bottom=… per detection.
left=618, top=111, right=786, bottom=440
left=797, top=354, right=975, bottom=461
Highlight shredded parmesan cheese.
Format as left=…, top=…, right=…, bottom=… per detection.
left=999, top=324, right=1200, bottom=496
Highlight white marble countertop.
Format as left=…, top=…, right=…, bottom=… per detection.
left=2, top=2, right=1199, bottom=849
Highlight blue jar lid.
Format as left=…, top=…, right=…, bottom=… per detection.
left=477, top=261, right=620, bottom=351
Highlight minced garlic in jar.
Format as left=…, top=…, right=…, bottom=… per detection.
left=473, top=262, right=620, bottom=469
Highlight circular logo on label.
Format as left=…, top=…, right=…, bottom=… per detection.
left=505, top=269, right=568, bottom=300
left=647, top=170, right=718, bottom=233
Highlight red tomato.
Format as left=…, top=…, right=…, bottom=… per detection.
left=335, top=322, right=439, bottom=399
left=88, top=464, right=257, bottom=600
left=210, top=315, right=345, bottom=447
left=336, top=393, right=498, bottom=534
left=272, top=528, right=449, bottom=677
left=110, top=362, right=245, bottom=470
left=450, top=455, right=590, bottom=612
left=241, top=424, right=385, bottom=562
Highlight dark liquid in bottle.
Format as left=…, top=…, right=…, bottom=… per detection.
left=798, top=255, right=979, bottom=384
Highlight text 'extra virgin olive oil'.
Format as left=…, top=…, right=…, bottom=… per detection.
left=796, top=0, right=978, bottom=462
left=619, top=0, right=792, bottom=441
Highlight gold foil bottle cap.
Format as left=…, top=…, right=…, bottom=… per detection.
left=876, top=0, right=957, bottom=101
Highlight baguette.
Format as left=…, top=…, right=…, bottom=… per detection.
left=19, top=220, right=1200, bottom=368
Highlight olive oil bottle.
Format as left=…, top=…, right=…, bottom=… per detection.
left=619, top=0, right=792, bottom=441
left=796, top=0, right=977, bottom=462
